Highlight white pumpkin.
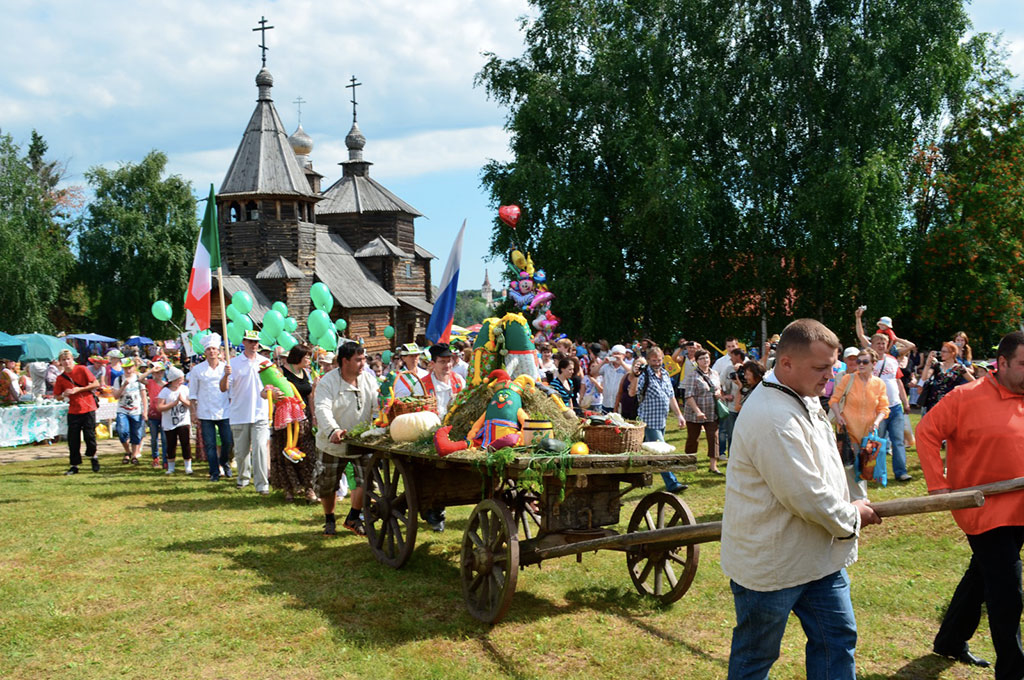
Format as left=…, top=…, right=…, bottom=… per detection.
left=389, top=411, right=442, bottom=442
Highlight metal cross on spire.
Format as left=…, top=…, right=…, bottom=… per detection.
left=252, top=16, right=274, bottom=67
left=346, top=75, right=362, bottom=123
left=293, top=96, right=306, bottom=125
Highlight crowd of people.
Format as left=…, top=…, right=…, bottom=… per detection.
left=22, top=308, right=1023, bottom=678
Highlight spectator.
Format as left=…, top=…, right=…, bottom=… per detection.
left=712, top=336, right=741, bottom=379
left=594, top=344, right=630, bottom=414
left=392, top=343, right=428, bottom=398
left=157, top=366, right=192, bottom=476
left=550, top=357, right=580, bottom=409
left=629, top=347, right=687, bottom=493
left=829, top=348, right=889, bottom=501
left=145, top=362, right=167, bottom=469
left=682, top=348, right=722, bottom=474
left=0, top=359, right=22, bottom=403
left=918, top=342, right=975, bottom=415
left=735, top=360, right=765, bottom=413
left=113, top=358, right=147, bottom=464
left=615, top=356, right=643, bottom=419
left=854, top=307, right=916, bottom=356
left=537, top=342, right=556, bottom=377
left=952, top=331, right=974, bottom=364
left=450, top=340, right=469, bottom=380
left=917, top=330, right=1024, bottom=674
left=26, top=360, right=49, bottom=398
left=718, top=348, right=746, bottom=459
left=188, top=335, right=233, bottom=482
left=44, top=359, right=60, bottom=397
left=53, top=349, right=101, bottom=475
left=866, top=330, right=914, bottom=482
left=220, top=330, right=276, bottom=495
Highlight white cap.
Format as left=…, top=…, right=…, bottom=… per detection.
left=165, top=366, right=184, bottom=382
left=843, top=346, right=860, bottom=359
left=610, top=344, right=627, bottom=355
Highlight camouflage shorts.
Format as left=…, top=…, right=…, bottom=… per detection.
left=312, top=450, right=369, bottom=499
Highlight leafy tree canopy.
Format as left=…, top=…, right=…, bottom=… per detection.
left=478, top=0, right=974, bottom=345
left=75, top=151, right=198, bottom=339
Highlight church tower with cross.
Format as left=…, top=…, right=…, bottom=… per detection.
left=212, top=18, right=434, bottom=351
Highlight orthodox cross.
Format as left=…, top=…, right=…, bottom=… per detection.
left=252, top=16, right=274, bottom=67
left=346, top=75, right=362, bottom=123
left=293, top=96, right=306, bottom=125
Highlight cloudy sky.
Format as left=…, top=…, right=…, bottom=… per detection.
left=2, top=1, right=1021, bottom=295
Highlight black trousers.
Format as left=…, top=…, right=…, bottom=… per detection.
left=67, top=411, right=97, bottom=467
left=934, top=525, right=1024, bottom=680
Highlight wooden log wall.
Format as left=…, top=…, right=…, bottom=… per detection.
left=342, top=307, right=394, bottom=354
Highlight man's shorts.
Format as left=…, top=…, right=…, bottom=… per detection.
left=313, top=450, right=369, bottom=499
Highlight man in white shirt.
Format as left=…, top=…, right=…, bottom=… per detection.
left=220, top=330, right=278, bottom=494
left=711, top=337, right=741, bottom=380
left=313, top=341, right=379, bottom=536
left=190, top=334, right=233, bottom=482
left=593, top=344, right=629, bottom=414
left=721, top=319, right=880, bottom=679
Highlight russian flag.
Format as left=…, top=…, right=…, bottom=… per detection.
left=426, top=219, right=466, bottom=344
left=184, top=184, right=221, bottom=331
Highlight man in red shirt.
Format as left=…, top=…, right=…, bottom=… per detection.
left=53, top=349, right=101, bottom=475
left=917, top=331, right=1024, bottom=676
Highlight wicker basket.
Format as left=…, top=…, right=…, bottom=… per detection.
left=582, top=421, right=644, bottom=454
left=390, top=396, right=437, bottom=419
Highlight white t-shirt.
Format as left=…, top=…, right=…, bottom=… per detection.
left=712, top=354, right=735, bottom=381
left=873, top=355, right=900, bottom=407
left=159, top=385, right=191, bottom=430
left=226, top=353, right=271, bottom=424
left=115, top=374, right=145, bottom=416
left=188, top=360, right=229, bottom=421
left=452, top=360, right=468, bottom=380
left=599, top=361, right=628, bottom=409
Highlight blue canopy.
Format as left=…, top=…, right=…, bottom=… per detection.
left=65, top=333, right=118, bottom=343
left=0, top=332, right=27, bottom=361
left=125, top=336, right=154, bottom=346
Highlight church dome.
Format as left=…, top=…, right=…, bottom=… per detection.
left=255, top=68, right=274, bottom=87
left=345, top=121, right=366, bottom=152
left=288, top=124, right=313, bottom=156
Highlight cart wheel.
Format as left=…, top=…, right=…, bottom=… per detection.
left=363, top=454, right=418, bottom=569
left=503, top=487, right=542, bottom=540
left=460, top=498, right=520, bottom=624
left=625, top=491, right=699, bottom=603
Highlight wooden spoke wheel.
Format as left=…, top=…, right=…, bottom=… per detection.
left=503, top=487, right=542, bottom=540
left=625, top=491, right=699, bottom=603
left=460, top=498, right=520, bottom=624
left=363, top=454, right=418, bottom=569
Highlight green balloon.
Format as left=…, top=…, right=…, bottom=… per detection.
left=381, top=350, right=393, bottom=364
left=310, top=282, right=333, bottom=312
left=227, top=322, right=242, bottom=346
left=272, top=301, right=288, bottom=317
left=262, top=309, right=285, bottom=337
left=383, top=325, right=395, bottom=339
left=259, top=328, right=276, bottom=347
left=232, top=291, right=254, bottom=315
left=238, top=315, right=254, bottom=332
left=277, top=332, right=297, bottom=351
left=191, top=331, right=209, bottom=356
left=226, top=304, right=242, bottom=323
left=308, top=309, right=330, bottom=339
left=335, top=318, right=348, bottom=333
left=284, top=316, right=298, bottom=333
left=151, top=300, right=172, bottom=322
left=317, top=331, right=338, bottom=351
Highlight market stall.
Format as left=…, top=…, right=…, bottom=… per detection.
left=0, top=400, right=68, bottom=447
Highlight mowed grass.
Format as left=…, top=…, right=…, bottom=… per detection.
left=0, top=414, right=997, bottom=679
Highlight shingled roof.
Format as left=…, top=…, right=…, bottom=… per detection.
left=317, top=173, right=422, bottom=216
left=315, top=230, right=398, bottom=309
left=219, top=69, right=316, bottom=199
left=256, top=256, right=305, bottom=280
left=353, top=236, right=411, bottom=259
left=221, top=275, right=273, bottom=319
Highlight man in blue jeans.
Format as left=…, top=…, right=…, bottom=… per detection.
left=628, top=347, right=687, bottom=492
left=868, top=332, right=913, bottom=481
left=721, top=319, right=880, bottom=679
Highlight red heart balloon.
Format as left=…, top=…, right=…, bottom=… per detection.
left=498, top=204, right=521, bottom=228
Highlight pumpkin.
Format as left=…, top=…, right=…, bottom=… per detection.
left=390, top=411, right=442, bottom=442
left=569, top=442, right=589, bottom=456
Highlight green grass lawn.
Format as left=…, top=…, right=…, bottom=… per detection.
left=0, top=414, right=996, bottom=679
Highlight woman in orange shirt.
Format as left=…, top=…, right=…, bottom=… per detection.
left=829, top=348, right=889, bottom=500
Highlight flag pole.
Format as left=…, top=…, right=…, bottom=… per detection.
left=218, top=266, right=230, bottom=359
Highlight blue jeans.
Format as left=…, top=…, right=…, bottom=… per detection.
left=148, top=417, right=166, bottom=464
left=645, top=426, right=680, bottom=490
left=729, top=569, right=857, bottom=680
left=718, top=412, right=737, bottom=456
left=116, top=412, right=145, bottom=445
left=200, top=419, right=234, bottom=480
left=879, top=403, right=908, bottom=477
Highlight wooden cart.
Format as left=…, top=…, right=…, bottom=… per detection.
left=345, top=441, right=701, bottom=624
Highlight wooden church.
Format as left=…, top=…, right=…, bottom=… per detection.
left=212, top=60, right=435, bottom=353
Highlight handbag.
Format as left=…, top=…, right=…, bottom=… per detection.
left=858, top=429, right=889, bottom=486
left=715, top=398, right=730, bottom=420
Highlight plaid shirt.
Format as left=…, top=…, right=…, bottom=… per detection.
left=637, top=368, right=675, bottom=429
left=682, top=368, right=721, bottom=423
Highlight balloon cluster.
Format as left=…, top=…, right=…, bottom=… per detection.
left=498, top=205, right=561, bottom=342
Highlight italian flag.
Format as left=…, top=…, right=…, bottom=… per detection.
left=184, top=184, right=221, bottom=331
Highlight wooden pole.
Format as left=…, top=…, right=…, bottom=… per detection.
left=217, top=266, right=230, bottom=359
left=957, top=475, right=1024, bottom=498
left=521, top=490, right=984, bottom=563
